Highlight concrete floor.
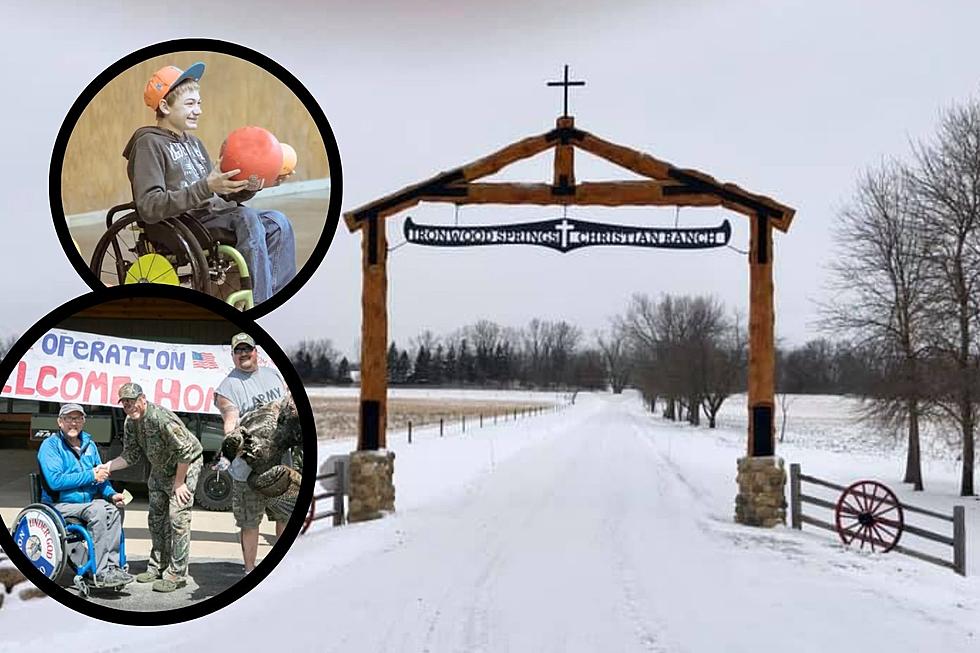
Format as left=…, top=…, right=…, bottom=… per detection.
left=1, top=449, right=283, bottom=558
left=68, top=188, right=331, bottom=292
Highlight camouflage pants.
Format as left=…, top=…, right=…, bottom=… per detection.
left=146, top=458, right=202, bottom=581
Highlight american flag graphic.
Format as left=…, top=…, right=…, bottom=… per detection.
left=192, top=352, right=218, bottom=369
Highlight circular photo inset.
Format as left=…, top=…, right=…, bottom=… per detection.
left=51, top=39, right=343, bottom=318
left=0, top=285, right=317, bottom=625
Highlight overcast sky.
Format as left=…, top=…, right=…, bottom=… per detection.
left=4, top=1, right=980, bottom=359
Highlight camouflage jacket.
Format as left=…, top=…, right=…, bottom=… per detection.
left=122, top=402, right=203, bottom=479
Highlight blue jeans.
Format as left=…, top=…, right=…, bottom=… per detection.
left=202, top=207, right=296, bottom=304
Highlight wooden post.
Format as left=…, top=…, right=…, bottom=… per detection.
left=480, top=414, right=483, bottom=428
left=953, top=505, right=966, bottom=576
left=790, top=463, right=802, bottom=530
left=358, top=216, right=387, bottom=451
left=439, top=418, right=444, bottom=437
left=408, top=421, right=412, bottom=444
left=462, top=415, right=466, bottom=433
left=333, top=459, right=345, bottom=527
left=748, top=210, right=776, bottom=457
left=554, top=116, right=576, bottom=194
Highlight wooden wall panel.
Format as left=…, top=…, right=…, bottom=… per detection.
left=65, top=298, right=240, bottom=344
left=62, top=51, right=329, bottom=216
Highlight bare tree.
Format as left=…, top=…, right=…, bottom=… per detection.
left=620, top=294, right=681, bottom=419
left=700, top=311, right=747, bottom=429
left=466, top=320, right=502, bottom=352
left=597, top=322, right=633, bottom=394
left=620, top=293, right=737, bottom=427
left=521, top=318, right=547, bottom=387
left=778, top=391, right=794, bottom=443
left=549, top=321, right=582, bottom=387
left=411, top=329, right=440, bottom=355
left=908, top=101, right=980, bottom=497
left=823, top=160, right=932, bottom=490
left=0, top=335, right=17, bottom=361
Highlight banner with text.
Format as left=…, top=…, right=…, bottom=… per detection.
left=1, top=329, right=280, bottom=414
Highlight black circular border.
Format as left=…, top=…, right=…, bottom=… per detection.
left=0, top=283, right=317, bottom=626
left=49, top=38, right=343, bottom=320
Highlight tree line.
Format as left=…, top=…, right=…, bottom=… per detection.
left=385, top=319, right=606, bottom=390
left=287, top=318, right=892, bottom=408
left=289, top=339, right=354, bottom=385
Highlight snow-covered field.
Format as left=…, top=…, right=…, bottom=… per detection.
left=1, top=391, right=977, bottom=651
left=716, top=393, right=968, bottom=463
left=306, top=386, right=564, bottom=440
left=305, top=386, right=572, bottom=404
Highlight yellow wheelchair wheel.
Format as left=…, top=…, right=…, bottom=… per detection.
left=124, top=254, right=179, bottom=285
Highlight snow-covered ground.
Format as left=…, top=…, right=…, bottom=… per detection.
left=1, top=391, right=977, bottom=651
left=716, top=393, right=969, bottom=463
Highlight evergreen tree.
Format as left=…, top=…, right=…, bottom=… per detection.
left=387, top=342, right=399, bottom=383
left=459, top=338, right=475, bottom=384
left=336, top=357, right=353, bottom=384
left=430, top=345, right=445, bottom=385
left=313, top=351, right=334, bottom=383
left=444, top=344, right=457, bottom=383
left=493, top=342, right=510, bottom=385
left=396, top=350, right=412, bottom=384
left=475, top=341, right=490, bottom=383
left=413, top=345, right=431, bottom=384
left=291, top=344, right=312, bottom=381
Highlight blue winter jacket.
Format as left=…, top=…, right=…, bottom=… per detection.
left=37, top=430, right=116, bottom=504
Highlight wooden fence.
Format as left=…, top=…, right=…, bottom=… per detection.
left=302, top=457, right=346, bottom=534
left=406, top=401, right=567, bottom=444
left=789, top=463, right=966, bottom=576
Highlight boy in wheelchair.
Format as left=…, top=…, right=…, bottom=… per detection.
left=36, top=403, right=133, bottom=589
left=122, top=61, right=296, bottom=305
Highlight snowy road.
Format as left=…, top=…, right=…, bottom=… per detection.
left=302, top=394, right=970, bottom=653
left=2, top=393, right=976, bottom=651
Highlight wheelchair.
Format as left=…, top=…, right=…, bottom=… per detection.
left=9, top=473, right=129, bottom=599
left=89, top=202, right=254, bottom=310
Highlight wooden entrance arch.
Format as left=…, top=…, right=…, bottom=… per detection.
left=344, top=113, right=796, bottom=524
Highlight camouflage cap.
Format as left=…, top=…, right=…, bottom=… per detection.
left=117, top=382, right=145, bottom=401
left=231, top=333, right=256, bottom=349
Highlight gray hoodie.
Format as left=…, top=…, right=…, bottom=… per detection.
left=123, top=127, right=254, bottom=224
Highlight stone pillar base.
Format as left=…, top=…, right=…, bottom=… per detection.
left=735, top=456, right=786, bottom=527
left=348, top=450, right=395, bottom=523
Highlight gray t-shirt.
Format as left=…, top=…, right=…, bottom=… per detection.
left=215, top=367, right=287, bottom=481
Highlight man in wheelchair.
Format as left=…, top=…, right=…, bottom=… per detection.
left=36, top=403, right=133, bottom=588
left=122, top=61, right=297, bottom=305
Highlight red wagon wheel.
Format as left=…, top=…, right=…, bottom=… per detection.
left=301, top=496, right=316, bottom=535
left=834, top=480, right=904, bottom=553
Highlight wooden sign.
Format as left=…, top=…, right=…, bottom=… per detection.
left=404, top=217, right=731, bottom=252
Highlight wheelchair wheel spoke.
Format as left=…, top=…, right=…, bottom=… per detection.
left=147, top=255, right=174, bottom=282
left=93, top=212, right=145, bottom=287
